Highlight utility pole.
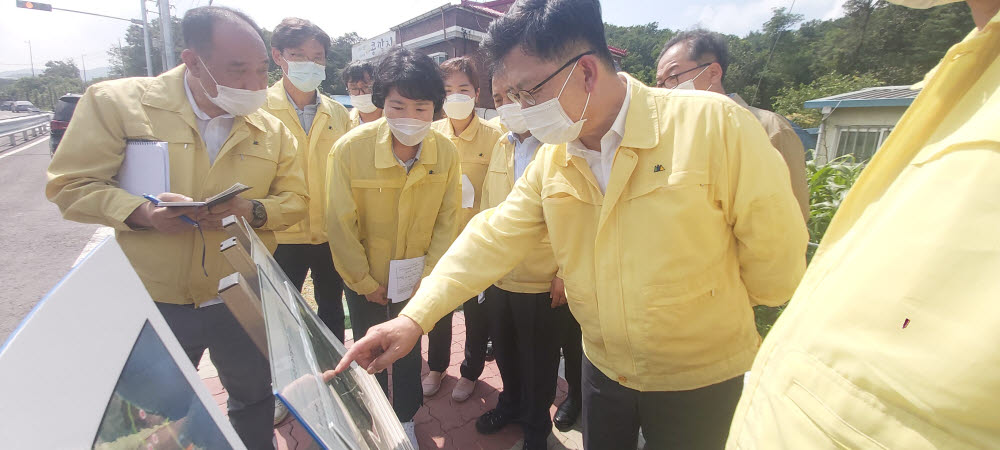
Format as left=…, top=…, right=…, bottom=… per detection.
left=141, top=0, right=154, bottom=76
left=81, top=54, right=87, bottom=82
left=158, top=0, right=176, bottom=69
left=26, top=41, right=35, bottom=76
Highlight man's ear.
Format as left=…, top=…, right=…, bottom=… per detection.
left=709, top=62, right=725, bottom=86
left=271, top=48, right=284, bottom=67
left=579, top=54, right=602, bottom=93
left=180, top=49, right=201, bottom=77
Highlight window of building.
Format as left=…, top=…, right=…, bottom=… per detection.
left=835, top=126, right=894, bottom=161
left=428, top=52, right=448, bottom=65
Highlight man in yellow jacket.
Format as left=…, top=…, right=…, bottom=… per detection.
left=264, top=18, right=352, bottom=342
left=470, top=73, right=575, bottom=450
left=423, top=56, right=505, bottom=403
left=46, top=6, right=307, bottom=450
left=657, top=29, right=809, bottom=221
left=343, top=60, right=383, bottom=128
left=726, top=1, right=1000, bottom=448
left=336, top=0, right=806, bottom=448
left=326, top=47, right=461, bottom=442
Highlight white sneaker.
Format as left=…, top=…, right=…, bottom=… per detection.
left=402, top=420, right=418, bottom=448
left=274, top=399, right=289, bottom=425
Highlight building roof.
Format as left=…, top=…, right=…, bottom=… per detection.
left=804, top=85, right=921, bottom=109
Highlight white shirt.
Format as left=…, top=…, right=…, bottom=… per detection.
left=566, top=79, right=631, bottom=194
left=509, top=133, right=542, bottom=179
left=184, top=76, right=234, bottom=164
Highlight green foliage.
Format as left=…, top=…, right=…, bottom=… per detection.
left=0, top=59, right=85, bottom=110
left=604, top=23, right=674, bottom=86
left=771, top=72, right=883, bottom=128
left=604, top=2, right=971, bottom=114
left=804, top=155, right=867, bottom=244
left=754, top=155, right=867, bottom=337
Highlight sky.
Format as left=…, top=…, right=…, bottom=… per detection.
left=0, top=0, right=848, bottom=74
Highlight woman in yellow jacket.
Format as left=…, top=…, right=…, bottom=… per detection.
left=325, top=48, right=461, bottom=438
left=264, top=18, right=353, bottom=342
left=423, top=57, right=505, bottom=403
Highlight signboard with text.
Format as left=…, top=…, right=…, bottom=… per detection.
left=352, top=31, right=397, bottom=62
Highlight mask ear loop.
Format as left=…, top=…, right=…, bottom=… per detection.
left=196, top=55, right=221, bottom=97
left=559, top=60, right=591, bottom=122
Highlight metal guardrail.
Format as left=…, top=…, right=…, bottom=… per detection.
left=0, top=113, right=51, bottom=136
left=0, top=119, right=50, bottom=149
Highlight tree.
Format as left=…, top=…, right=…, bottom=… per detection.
left=771, top=72, right=883, bottom=128
left=0, top=59, right=85, bottom=110
left=604, top=23, right=673, bottom=86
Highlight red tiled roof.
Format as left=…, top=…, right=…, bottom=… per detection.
left=608, top=45, right=628, bottom=57
left=461, top=0, right=504, bottom=17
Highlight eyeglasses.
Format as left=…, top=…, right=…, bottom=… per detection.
left=657, top=62, right=713, bottom=88
left=506, top=50, right=596, bottom=106
left=348, top=86, right=372, bottom=96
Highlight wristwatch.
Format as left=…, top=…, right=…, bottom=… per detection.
left=249, top=200, right=267, bottom=228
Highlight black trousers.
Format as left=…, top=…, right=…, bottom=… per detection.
left=156, top=302, right=275, bottom=450
left=555, top=304, right=583, bottom=404
left=581, top=356, right=744, bottom=450
left=426, top=295, right=489, bottom=379
left=343, top=286, right=423, bottom=422
left=273, top=243, right=345, bottom=342
left=487, top=286, right=563, bottom=441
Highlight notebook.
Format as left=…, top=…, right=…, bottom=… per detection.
left=155, top=183, right=253, bottom=208
left=118, top=140, right=170, bottom=197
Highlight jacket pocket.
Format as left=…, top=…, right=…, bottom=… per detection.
left=779, top=351, right=964, bottom=449
left=351, top=178, right=401, bottom=225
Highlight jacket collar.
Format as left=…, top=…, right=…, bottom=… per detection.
left=559, top=73, right=659, bottom=166
left=443, top=114, right=483, bottom=142
left=374, top=118, right=439, bottom=169
left=141, top=64, right=266, bottom=133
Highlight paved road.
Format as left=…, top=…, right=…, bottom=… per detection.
left=0, top=137, right=100, bottom=343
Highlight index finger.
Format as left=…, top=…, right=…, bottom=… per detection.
left=334, top=337, right=377, bottom=375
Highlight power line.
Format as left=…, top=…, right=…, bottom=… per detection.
left=750, top=0, right=798, bottom=107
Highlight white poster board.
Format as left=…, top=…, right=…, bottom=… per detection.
left=0, top=238, right=244, bottom=449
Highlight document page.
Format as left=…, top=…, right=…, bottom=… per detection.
left=387, top=256, right=426, bottom=303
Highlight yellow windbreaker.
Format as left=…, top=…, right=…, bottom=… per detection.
left=263, top=80, right=351, bottom=245
left=432, top=115, right=503, bottom=231
left=326, top=118, right=461, bottom=296
left=728, top=12, right=1000, bottom=449
left=480, top=134, right=557, bottom=294
left=46, top=65, right=308, bottom=305
left=401, top=74, right=807, bottom=391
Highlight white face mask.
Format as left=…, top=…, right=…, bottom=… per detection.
left=497, top=103, right=529, bottom=134
left=886, top=0, right=961, bottom=8
left=520, top=60, right=590, bottom=145
left=351, top=93, right=377, bottom=114
left=386, top=117, right=431, bottom=146
left=197, top=56, right=266, bottom=116
left=284, top=60, right=326, bottom=92
left=443, top=93, right=476, bottom=120
left=673, top=65, right=711, bottom=91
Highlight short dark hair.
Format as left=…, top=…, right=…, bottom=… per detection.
left=182, top=6, right=261, bottom=54
left=341, top=60, right=375, bottom=85
left=372, top=47, right=446, bottom=113
left=271, top=17, right=331, bottom=53
left=660, top=29, right=730, bottom=80
left=439, top=57, right=480, bottom=92
left=482, top=0, right=615, bottom=71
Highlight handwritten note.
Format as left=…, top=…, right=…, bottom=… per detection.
left=388, top=256, right=426, bottom=303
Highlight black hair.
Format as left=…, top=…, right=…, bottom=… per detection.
left=659, top=29, right=730, bottom=80
left=182, top=6, right=261, bottom=54
left=482, top=0, right=615, bottom=71
left=271, top=17, right=331, bottom=53
left=341, top=60, right=376, bottom=85
left=371, top=47, right=446, bottom=113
